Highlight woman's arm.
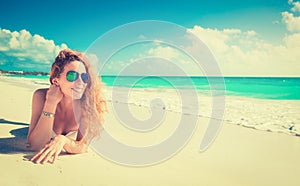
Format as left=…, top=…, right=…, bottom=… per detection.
left=31, top=135, right=88, bottom=164
left=27, top=86, right=62, bottom=151
left=30, top=122, right=89, bottom=164
left=63, top=136, right=88, bottom=154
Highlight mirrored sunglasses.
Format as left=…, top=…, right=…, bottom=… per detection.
left=66, top=70, right=89, bottom=83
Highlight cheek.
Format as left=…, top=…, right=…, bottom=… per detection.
left=81, top=84, right=88, bottom=95
left=60, top=84, right=73, bottom=95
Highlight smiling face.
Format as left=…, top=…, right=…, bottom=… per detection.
left=57, top=61, right=88, bottom=99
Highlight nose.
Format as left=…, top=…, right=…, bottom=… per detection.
left=75, top=75, right=85, bottom=84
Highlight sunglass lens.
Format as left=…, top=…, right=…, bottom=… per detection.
left=81, top=73, right=89, bottom=83
left=66, top=71, right=78, bottom=82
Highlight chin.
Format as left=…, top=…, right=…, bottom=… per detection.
left=72, top=93, right=84, bottom=100
left=71, top=88, right=85, bottom=100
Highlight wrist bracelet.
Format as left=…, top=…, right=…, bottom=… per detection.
left=42, top=111, right=55, bottom=118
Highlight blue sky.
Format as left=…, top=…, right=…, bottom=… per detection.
left=0, top=0, right=287, bottom=49
left=0, top=0, right=300, bottom=76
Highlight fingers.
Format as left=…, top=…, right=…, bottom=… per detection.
left=31, top=145, right=61, bottom=164
left=47, top=84, right=63, bottom=104
left=51, top=84, right=56, bottom=87
left=31, top=137, right=65, bottom=165
left=30, top=145, right=48, bottom=162
left=41, top=151, right=55, bottom=164
left=50, top=84, right=59, bottom=89
left=51, top=152, right=60, bottom=164
left=33, top=148, right=51, bottom=164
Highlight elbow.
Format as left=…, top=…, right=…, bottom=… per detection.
left=27, top=135, right=46, bottom=151
left=81, top=144, right=88, bottom=153
left=28, top=142, right=43, bottom=151
left=79, top=142, right=89, bottom=153
left=65, top=141, right=88, bottom=154
left=28, top=140, right=43, bottom=151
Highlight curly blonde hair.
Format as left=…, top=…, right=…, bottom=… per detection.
left=50, top=49, right=106, bottom=143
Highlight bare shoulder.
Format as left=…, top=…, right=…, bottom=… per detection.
left=33, top=88, right=48, bottom=101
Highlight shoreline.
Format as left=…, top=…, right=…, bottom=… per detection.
left=1, top=75, right=299, bottom=137
left=2, top=74, right=300, bottom=100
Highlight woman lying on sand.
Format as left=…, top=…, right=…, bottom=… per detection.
left=27, top=49, right=106, bottom=164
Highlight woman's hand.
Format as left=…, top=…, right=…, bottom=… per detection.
left=31, top=135, right=67, bottom=164
left=46, top=84, right=63, bottom=105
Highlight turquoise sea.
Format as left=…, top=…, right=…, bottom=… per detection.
left=3, top=75, right=300, bottom=100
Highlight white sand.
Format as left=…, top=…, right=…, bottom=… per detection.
left=1, top=76, right=300, bottom=186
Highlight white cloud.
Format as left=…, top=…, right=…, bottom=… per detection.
left=0, top=28, right=67, bottom=71
left=283, top=32, right=300, bottom=47
left=246, top=30, right=257, bottom=37
left=146, top=45, right=202, bottom=76
left=185, top=24, right=300, bottom=76
left=138, top=17, right=299, bottom=77
left=281, top=11, right=300, bottom=32
left=148, top=46, right=179, bottom=59
left=292, top=2, right=300, bottom=12
left=158, top=1, right=298, bottom=76
left=288, top=0, right=300, bottom=12
left=223, top=29, right=242, bottom=35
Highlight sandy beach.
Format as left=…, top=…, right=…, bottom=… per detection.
left=1, top=76, right=300, bottom=186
